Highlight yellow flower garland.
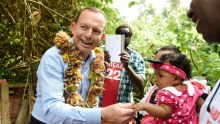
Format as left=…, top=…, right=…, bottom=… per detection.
left=54, top=31, right=105, bottom=108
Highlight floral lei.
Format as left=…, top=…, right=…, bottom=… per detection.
left=54, top=31, right=105, bottom=108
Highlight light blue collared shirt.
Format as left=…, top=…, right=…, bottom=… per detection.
left=31, top=41, right=101, bottom=124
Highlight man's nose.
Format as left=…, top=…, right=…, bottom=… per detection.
left=187, top=9, right=198, bottom=23
left=85, top=29, right=92, bottom=38
left=187, top=9, right=193, bottom=19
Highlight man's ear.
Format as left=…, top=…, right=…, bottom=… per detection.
left=70, top=22, right=76, bottom=34
left=101, top=33, right=106, bottom=41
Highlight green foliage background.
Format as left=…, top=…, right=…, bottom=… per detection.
left=0, top=0, right=219, bottom=102
left=0, top=0, right=124, bottom=84
left=128, top=1, right=220, bottom=101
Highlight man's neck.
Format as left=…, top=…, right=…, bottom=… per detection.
left=82, top=52, right=90, bottom=62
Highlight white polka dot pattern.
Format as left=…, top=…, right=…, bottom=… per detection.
left=152, top=62, right=186, bottom=79
left=154, top=86, right=203, bottom=124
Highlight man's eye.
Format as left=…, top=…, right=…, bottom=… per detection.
left=93, top=30, right=101, bottom=35
left=81, top=26, right=87, bottom=30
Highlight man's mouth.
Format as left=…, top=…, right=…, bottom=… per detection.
left=195, top=18, right=202, bottom=33
left=81, top=39, right=92, bottom=45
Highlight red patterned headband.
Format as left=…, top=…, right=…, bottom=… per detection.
left=152, top=62, right=186, bottom=80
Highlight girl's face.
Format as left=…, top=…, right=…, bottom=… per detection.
left=154, top=68, right=176, bottom=90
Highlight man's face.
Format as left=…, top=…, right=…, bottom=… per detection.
left=188, top=0, right=220, bottom=43
left=116, top=28, right=131, bottom=49
left=71, top=10, right=106, bottom=57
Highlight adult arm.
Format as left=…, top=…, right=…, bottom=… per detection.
left=196, top=96, right=204, bottom=112
left=37, top=47, right=101, bottom=124
left=120, top=50, right=145, bottom=87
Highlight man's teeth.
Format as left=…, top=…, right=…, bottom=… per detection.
left=81, top=40, right=91, bottom=45
left=196, top=19, right=200, bottom=26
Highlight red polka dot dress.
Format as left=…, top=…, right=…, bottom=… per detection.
left=154, top=81, right=203, bottom=124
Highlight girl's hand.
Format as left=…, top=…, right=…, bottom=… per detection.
left=132, top=103, right=147, bottom=111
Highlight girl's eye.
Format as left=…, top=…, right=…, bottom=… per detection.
left=155, top=73, right=162, bottom=78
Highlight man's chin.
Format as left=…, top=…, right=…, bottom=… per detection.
left=202, top=34, right=220, bottom=44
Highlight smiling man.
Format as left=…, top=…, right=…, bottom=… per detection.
left=187, top=0, right=220, bottom=123
left=71, top=8, right=106, bottom=60
left=187, top=0, right=220, bottom=43
left=30, top=7, right=135, bottom=124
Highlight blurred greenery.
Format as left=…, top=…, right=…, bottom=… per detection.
left=129, top=0, right=220, bottom=101
left=0, top=0, right=124, bottom=84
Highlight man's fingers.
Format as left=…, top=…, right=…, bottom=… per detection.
left=118, top=103, right=135, bottom=108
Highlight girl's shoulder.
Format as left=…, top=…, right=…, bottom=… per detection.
left=156, top=88, right=178, bottom=106
left=159, top=86, right=182, bottom=97
left=183, top=80, right=204, bottom=96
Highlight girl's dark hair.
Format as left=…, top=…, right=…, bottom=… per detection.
left=155, top=46, right=181, bottom=55
left=160, top=53, right=192, bottom=79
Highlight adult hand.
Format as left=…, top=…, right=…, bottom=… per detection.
left=104, top=50, right=111, bottom=70
left=120, top=50, right=130, bottom=69
left=101, top=103, right=135, bottom=124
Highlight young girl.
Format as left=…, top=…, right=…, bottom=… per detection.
left=134, top=46, right=182, bottom=123
left=143, top=46, right=182, bottom=104
left=133, top=53, right=204, bottom=124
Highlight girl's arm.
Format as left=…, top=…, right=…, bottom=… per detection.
left=196, top=96, right=204, bottom=112
left=133, top=103, right=173, bottom=119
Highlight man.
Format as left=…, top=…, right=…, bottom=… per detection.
left=187, top=0, right=220, bottom=43
left=30, top=7, right=134, bottom=124
left=101, top=24, right=145, bottom=107
left=188, top=0, right=220, bottom=123
left=116, top=24, right=146, bottom=103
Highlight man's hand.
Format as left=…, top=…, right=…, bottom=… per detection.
left=101, top=103, right=135, bottom=124
left=104, top=50, right=111, bottom=70
left=120, top=50, right=130, bottom=69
